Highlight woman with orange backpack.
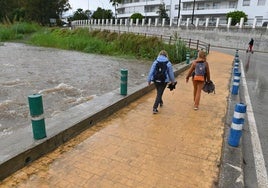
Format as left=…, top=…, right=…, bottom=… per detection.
left=185, top=50, right=211, bottom=110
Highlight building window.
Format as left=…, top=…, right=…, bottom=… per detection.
left=183, top=3, right=190, bottom=11
left=212, top=2, right=220, bottom=9
left=255, top=16, right=263, bottom=25
left=166, top=5, right=171, bottom=11
left=197, top=2, right=204, bottom=10
left=243, top=0, right=250, bottom=6
left=229, top=1, right=237, bottom=8
left=257, top=0, right=266, bottom=5
left=175, top=4, right=179, bottom=10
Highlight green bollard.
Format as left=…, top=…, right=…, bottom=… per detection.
left=194, top=50, right=198, bottom=59
left=120, top=69, right=128, bottom=95
left=186, top=52, right=190, bottom=64
left=28, top=94, right=47, bottom=140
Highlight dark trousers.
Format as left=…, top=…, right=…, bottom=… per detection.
left=153, top=82, right=167, bottom=109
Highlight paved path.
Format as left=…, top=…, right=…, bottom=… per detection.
left=0, top=51, right=234, bottom=188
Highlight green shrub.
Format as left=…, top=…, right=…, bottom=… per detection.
left=226, top=11, right=248, bottom=26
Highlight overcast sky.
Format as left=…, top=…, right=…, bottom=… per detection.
left=68, top=0, right=113, bottom=13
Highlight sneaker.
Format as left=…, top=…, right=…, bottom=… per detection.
left=160, top=102, right=163, bottom=107
left=194, top=107, right=198, bottom=110
left=153, top=108, right=158, bottom=114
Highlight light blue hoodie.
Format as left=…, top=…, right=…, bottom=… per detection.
left=147, top=55, right=175, bottom=83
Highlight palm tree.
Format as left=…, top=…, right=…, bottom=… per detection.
left=109, top=0, right=122, bottom=18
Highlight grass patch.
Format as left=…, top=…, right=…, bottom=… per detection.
left=1, top=23, right=188, bottom=63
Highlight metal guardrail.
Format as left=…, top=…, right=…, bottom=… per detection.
left=71, top=20, right=211, bottom=54
left=112, top=30, right=210, bottom=53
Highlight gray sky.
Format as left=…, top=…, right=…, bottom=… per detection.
left=68, top=0, right=113, bottom=13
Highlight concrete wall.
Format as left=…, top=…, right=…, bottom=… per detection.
left=81, top=24, right=268, bottom=53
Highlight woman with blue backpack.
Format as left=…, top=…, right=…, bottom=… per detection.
left=147, top=50, right=176, bottom=114
left=185, top=50, right=211, bottom=110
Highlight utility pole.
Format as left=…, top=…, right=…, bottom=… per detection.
left=145, top=0, right=147, bottom=22
left=191, top=0, right=196, bottom=24
left=177, top=0, right=181, bottom=20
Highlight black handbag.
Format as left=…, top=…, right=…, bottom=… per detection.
left=203, top=81, right=215, bottom=94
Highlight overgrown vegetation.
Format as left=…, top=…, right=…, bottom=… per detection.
left=1, top=23, right=187, bottom=63
left=29, top=28, right=187, bottom=63
left=0, top=22, right=41, bottom=41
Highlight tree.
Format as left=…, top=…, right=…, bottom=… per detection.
left=0, top=0, right=22, bottom=22
left=109, top=0, right=123, bottom=18
left=91, top=7, right=113, bottom=20
left=226, top=11, right=248, bottom=26
left=0, top=0, right=71, bottom=25
left=130, top=13, right=143, bottom=20
left=157, top=3, right=169, bottom=23
left=71, top=8, right=90, bottom=21
left=130, top=13, right=143, bottom=24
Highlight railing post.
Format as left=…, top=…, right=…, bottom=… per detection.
left=188, top=38, right=191, bottom=48
left=227, top=17, right=232, bottom=28
left=239, top=17, right=244, bottom=28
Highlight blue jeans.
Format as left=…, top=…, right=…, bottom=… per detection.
left=153, top=82, right=167, bottom=109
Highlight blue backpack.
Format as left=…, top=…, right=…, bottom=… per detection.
left=195, top=61, right=206, bottom=76
left=153, top=61, right=168, bottom=83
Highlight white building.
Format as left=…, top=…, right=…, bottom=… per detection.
left=116, top=0, right=268, bottom=26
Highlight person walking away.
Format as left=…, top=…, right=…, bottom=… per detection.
left=247, top=38, right=254, bottom=53
left=185, top=50, right=210, bottom=110
left=147, top=50, right=176, bottom=114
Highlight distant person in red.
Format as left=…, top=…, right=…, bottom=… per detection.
left=247, top=38, right=254, bottom=53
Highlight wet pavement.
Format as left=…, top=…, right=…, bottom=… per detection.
left=0, top=42, right=151, bottom=137
left=0, top=51, right=234, bottom=187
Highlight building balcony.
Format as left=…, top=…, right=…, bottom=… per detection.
left=181, top=7, right=237, bottom=16
left=117, top=11, right=158, bottom=19
left=117, top=0, right=162, bottom=9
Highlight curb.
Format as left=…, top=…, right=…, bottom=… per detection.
left=218, top=58, right=244, bottom=188
left=0, top=62, right=191, bottom=181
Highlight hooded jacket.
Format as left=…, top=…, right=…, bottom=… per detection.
left=147, top=55, right=175, bottom=83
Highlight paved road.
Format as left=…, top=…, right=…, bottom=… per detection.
left=240, top=51, right=268, bottom=188
left=212, top=47, right=268, bottom=187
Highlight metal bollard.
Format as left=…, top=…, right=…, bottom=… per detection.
left=234, top=57, right=239, bottom=67
left=233, top=67, right=239, bottom=73
left=120, top=69, right=128, bottom=95
left=228, top=103, right=247, bottom=147
left=28, top=94, right=47, bottom=140
left=235, top=49, right=239, bottom=58
left=234, top=61, right=239, bottom=68
left=194, top=50, right=198, bottom=59
left=234, top=56, right=240, bottom=64
left=231, top=72, right=241, bottom=95
left=186, top=52, right=190, bottom=64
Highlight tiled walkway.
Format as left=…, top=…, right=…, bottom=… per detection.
left=0, top=51, right=233, bottom=188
